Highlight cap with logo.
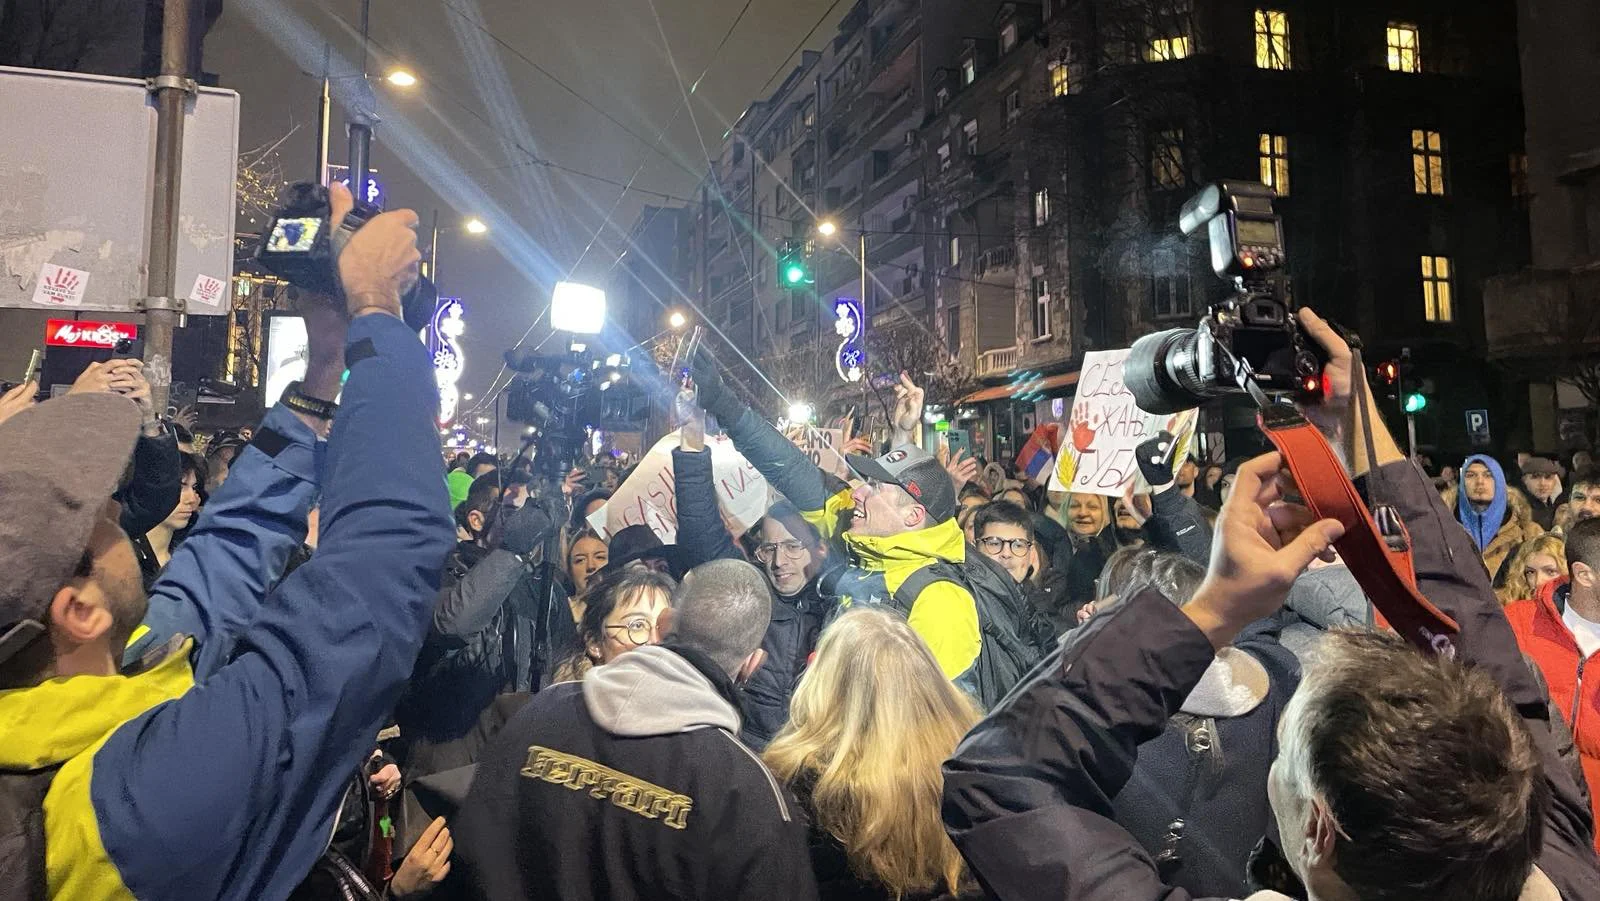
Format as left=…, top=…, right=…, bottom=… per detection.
left=1520, top=457, right=1562, bottom=477
left=845, top=444, right=957, bottom=524
left=0, top=394, right=141, bottom=666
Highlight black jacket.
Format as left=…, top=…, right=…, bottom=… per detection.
left=455, top=642, right=820, bottom=901
left=672, top=446, right=832, bottom=748
left=942, top=459, right=1599, bottom=900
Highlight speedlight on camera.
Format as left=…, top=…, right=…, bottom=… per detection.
left=551, top=281, right=606, bottom=335
left=1125, top=180, right=1323, bottom=415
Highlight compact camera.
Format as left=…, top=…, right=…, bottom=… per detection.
left=255, top=182, right=437, bottom=331
left=1124, top=180, right=1324, bottom=415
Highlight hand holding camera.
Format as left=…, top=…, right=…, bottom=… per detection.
left=328, top=182, right=422, bottom=320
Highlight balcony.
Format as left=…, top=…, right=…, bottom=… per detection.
left=1483, top=265, right=1600, bottom=364
left=974, top=245, right=1016, bottom=277
left=978, top=346, right=1019, bottom=376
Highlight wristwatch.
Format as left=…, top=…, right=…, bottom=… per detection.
left=282, top=380, right=339, bottom=421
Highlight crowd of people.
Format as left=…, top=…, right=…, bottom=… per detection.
left=4, top=186, right=1599, bottom=901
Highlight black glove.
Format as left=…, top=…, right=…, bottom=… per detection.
left=690, top=349, right=745, bottom=424
left=1135, top=431, right=1178, bottom=490
left=496, top=499, right=554, bottom=556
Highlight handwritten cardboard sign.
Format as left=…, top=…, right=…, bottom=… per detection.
left=1052, top=349, right=1197, bottom=496
left=788, top=427, right=849, bottom=479
left=587, top=430, right=773, bottom=543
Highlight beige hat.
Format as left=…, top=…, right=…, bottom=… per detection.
left=0, top=393, right=140, bottom=665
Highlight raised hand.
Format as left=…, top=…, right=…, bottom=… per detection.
left=0, top=381, right=37, bottom=427
left=330, top=181, right=421, bottom=320
left=891, top=371, right=925, bottom=437
left=946, top=448, right=979, bottom=492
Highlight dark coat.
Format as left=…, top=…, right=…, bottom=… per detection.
left=942, top=459, right=1599, bottom=901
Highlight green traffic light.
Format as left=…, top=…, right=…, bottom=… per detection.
left=785, top=265, right=806, bottom=284
left=1404, top=392, right=1427, bottom=413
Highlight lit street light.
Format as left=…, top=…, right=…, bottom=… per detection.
left=788, top=402, right=814, bottom=424
left=816, top=220, right=838, bottom=237
left=385, top=68, right=417, bottom=87
left=465, top=218, right=488, bottom=235
left=476, top=416, right=490, bottom=425
left=668, top=311, right=688, bottom=329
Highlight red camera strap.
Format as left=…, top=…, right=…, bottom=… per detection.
left=1257, top=406, right=1460, bottom=655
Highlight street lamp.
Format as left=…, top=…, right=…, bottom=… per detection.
left=668, top=311, right=688, bottom=330
left=788, top=402, right=815, bottom=424
left=384, top=68, right=418, bottom=87
left=816, top=219, right=838, bottom=237
left=426, top=213, right=489, bottom=284
left=465, top=217, right=488, bottom=235
left=817, top=219, right=868, bottom=319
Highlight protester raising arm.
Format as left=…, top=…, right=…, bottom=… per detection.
left=57, top=186, right=458, bottom=899
left=1122, top=432, right=1211, bottom=565
left=70, top=360, right=185, bottom=539
left=673, top=387, right=745, bottom=568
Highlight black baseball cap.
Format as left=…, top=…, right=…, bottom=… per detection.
left=846, top=444, right=957, bottom=524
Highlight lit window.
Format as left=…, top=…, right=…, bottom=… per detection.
left=1034, top=189, right=1051, bottom=225
left=949, top=235, right=961, bottom=267
left=1006, top=89, right=1022, bottom=124
left=1421, top=255, right=1453, bottom=322
left=1258, top=133, right=1290, bottom=196
left=964, top=119, right=979, bottom=155
left=1411, top=129, right=1446, bottom=196
left=1049, top=60, right=1070, bottom=97
left=938, top=142, right=951, bottom=172
left=962, top=58, right=977, bottom=85
left=1387, top=22, right=1420, bottom=73
left=1146, top=35, right=1192, bottom=62
left=1033, top=277, right=1051, bottom=338
left=1001, top=23, right=1018, bottom=54
left=935, top=87, right=950, bottom=111
left=1254, top=9, right=1290, bottom=70
left=1510, top=152, right=1529, bottom=199
left=1151, top=128, right=1186, bottom=189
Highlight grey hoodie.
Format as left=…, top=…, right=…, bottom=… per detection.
left=583, top=644, right=743, bottom=738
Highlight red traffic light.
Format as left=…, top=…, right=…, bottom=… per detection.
left=1376, top=360, right=1399, bottom=384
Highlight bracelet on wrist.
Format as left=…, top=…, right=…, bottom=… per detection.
left=282, top=380, right=339, bottom=421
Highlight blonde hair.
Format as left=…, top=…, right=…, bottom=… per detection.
left=764, top=608, right=980, bottom=897
left=1497, top=533, right=1568, bottom=604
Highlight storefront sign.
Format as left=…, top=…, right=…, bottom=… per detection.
left=44, top=319, right=137, bottom=348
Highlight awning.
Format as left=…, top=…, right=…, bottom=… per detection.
left=958, top=371, right=1080, bottom=405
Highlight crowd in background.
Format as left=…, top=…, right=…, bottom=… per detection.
left=4, top=191, right=1600, bottom=901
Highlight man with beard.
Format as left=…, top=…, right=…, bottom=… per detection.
left=0, top=185, right=456, bottom=899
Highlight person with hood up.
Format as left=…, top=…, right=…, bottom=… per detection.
left=1448, top=454, right=1544, bottom=583
left=455, top=559, right=818, bottom=901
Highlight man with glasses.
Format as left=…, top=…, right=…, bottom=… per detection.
left=973, top=500, right=1072, bottom=637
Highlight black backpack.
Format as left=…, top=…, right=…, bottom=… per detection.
left=890, top=546, right=1052, bottom=708
left=0, top=765, right=60, bottom=901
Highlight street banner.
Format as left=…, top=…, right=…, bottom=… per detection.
left=1052, top=348, right=1197, bottom=496
left=588, top=430, right=773, bottom=543
left=788, top=427, right=849, bottom=479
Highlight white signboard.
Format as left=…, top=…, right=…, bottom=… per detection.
left=1052, top=348, right=1197, bottom=496
left=587, top=431, right=773, bottom=543
left=0, top=65, right=238, bottom=314
left=789, top=427, right=848, bottom=479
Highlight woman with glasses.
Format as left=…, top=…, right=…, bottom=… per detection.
left=972, top=500, right=1072, bottom=636
left=765, top=607, right=983, bottom=900
left=549, top=567, right=676, bottom=683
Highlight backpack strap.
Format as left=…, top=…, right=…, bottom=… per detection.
left=891, top=562, right=959, bottom=611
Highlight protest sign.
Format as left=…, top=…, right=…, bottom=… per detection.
left=588, top=430, right=772, bottom=543
left=1052, top=349, right=1197, bottom=496
left=789, top=427, right=848, bottom=479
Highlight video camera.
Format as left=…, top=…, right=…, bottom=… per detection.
left=1124, top=180, right=1324, bottom=415
left=504, top=347, right=599, bottom=482
left=254, top=182, right=438, bottom=332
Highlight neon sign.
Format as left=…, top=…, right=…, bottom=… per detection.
left=424, top=298, right=466, bottom=425
left=834, top=297, right=865, bottom=383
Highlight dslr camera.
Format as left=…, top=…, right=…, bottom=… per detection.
left=1124, top=180, right=1323, bottom=415
left=504, top=348, right=599, bottom=482
left=255, top=182, right=437, bottom=331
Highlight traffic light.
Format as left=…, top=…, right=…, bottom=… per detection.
left=1403, top=391, right=1428, bottom=413
left=777, top=242, right=813, bottom=287
left=1376, top=360, right=1399, bottom=386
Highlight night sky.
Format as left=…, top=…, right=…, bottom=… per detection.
left=210, top=0, right=845, bottom=427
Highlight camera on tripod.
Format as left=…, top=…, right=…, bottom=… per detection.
left=504, top=348, right=598, bottom=482
left=1124, top=180, right=1323, bottom=415
left=254, top=182, right=438, bottom=332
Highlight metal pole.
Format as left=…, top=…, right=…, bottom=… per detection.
left=315, top=44, right=331, bottom=183
left=427, top=209, right=440, bottom=283
left=348, top=0, right=374, bottom=198
left=1407, top=414, right=1418, bottom=460
left=142, top=0, right=196, bottom=412
left=495, top=392, right=502, bottom=450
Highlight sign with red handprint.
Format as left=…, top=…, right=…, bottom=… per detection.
left=1052, top=348, right=1197, bottom=497
left=31, top=264, right=90, bottom=308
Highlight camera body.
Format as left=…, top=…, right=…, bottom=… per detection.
left=504, top=349, right=598, bottom=481
left=254, top=182, right=438, bottom=331
left=1125, top=180, right=1323, bottom=415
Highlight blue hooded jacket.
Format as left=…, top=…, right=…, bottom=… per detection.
left=1457, top=454, right=1509, bottom=553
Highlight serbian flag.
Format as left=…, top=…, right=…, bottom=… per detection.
left=1015, top=423, right=1061, bottom=486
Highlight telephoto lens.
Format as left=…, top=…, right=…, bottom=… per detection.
left=1123, top=327, right=1226, bottom=415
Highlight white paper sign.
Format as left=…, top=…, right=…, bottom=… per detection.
left=31, top=263, right=90, bottom=307
left=1052, top=348, right=1197, bottom=496
left=189, top=273, right=227, bottom=309
left=587, top=430, right=772, bottom=544
left=789, top=427, right=848, bottom=479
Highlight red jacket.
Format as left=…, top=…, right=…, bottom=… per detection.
left=1504, top=577, right=1600, bottom=850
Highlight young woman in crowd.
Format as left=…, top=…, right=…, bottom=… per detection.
left=765, top=607, right=983, bottom=901
left=1497, top=533, right=1568, bottom=605
left=549, top=567, right=675, bottom=683
left=133, top=454, right=206, bottom=588
left=565, top=531, right=610, bottom=610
